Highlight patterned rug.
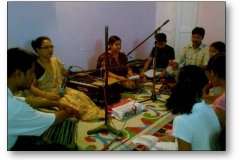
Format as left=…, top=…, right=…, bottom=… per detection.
left=76, top=82, right=174, bottom=151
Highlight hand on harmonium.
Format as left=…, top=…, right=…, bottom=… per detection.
left=116, top=75, right=137, bottom=89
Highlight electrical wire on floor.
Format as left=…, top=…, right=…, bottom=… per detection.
left=101, top=74, right=147, bottom=151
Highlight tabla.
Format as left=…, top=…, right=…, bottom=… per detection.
left=38, top=107, right=78, bottom=150
left=41, top=118, right=78, bottom=150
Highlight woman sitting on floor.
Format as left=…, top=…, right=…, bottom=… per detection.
left=203, top=41, right=225, bottom=104
left=30, top=36, right=104, bottom=121
left=96, top=35, right=138, bottom=89
left=165, top=65, right=221, bottom=150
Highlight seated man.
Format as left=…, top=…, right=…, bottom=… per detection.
left=174, top=27, right=209, bottom=69
left=7, top=48, right=79, bottom=150
left=141, top=33, right=175, bottom=80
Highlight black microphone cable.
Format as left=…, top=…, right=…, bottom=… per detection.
left=102, top=76, right=146, bottom=150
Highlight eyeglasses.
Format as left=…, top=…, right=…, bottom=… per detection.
left=39, top=45, right=55, bottom=49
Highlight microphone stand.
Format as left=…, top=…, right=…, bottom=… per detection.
left=140, top=43, right=165, bottom=103
left=126, top=19, right=170, bottom=103
left=127, top=19, right=169, bottom=57
left=87, top=26, right=122, bottom=136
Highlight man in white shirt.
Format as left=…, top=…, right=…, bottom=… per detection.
left=7, top=48, right=79, bottom=150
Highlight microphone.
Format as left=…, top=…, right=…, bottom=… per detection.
left=59, top=66, right=72, bottom=97
left=162, top=19, right=170, bottom=26
left=154, top=19, right=170, bottom=36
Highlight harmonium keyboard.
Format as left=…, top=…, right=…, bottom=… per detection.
left=67, top=74, right=121, bottom=107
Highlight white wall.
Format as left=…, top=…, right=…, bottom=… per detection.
left=198, top=1, right=226, bottom=45
left=156, top=1, right=226, bottom=56
left=155, top=2, right=178, bottom=48
left=174, top=2, right=200, bottom=55
left=8, top=1, right=226, bottom=70
left=8, top=1, right=156, bottom=70
left=8, top=2, right=57, bottom=49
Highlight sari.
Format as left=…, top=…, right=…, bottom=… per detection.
left=35, top=56, right=104, bottom=121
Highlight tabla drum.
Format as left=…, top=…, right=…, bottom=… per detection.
left=37, top=107, right=78, bottom=150
left=41, top=118, right=78, bottom=150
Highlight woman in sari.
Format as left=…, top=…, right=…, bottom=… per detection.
left=30, top=36, right=104, bottom=121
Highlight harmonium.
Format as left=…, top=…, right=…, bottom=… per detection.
left=67, top=72, right=121, bottom=107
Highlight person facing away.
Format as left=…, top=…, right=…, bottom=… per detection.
left=206, top=54, right=226, bottom=129
left=142, top=33, right=175, bottom=74
left=7, top=48, right=79, bottom=150
left=30, top=36, right=104, bottom=121
left=206, top=54, right=226, bottom=150
left=96, top=35, right=136, bottom=89
left=203, top=41, right=225, bottom=104
left=174, top=27, right=209, bottom=69
left=166, top=65, right=221, bottom=150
